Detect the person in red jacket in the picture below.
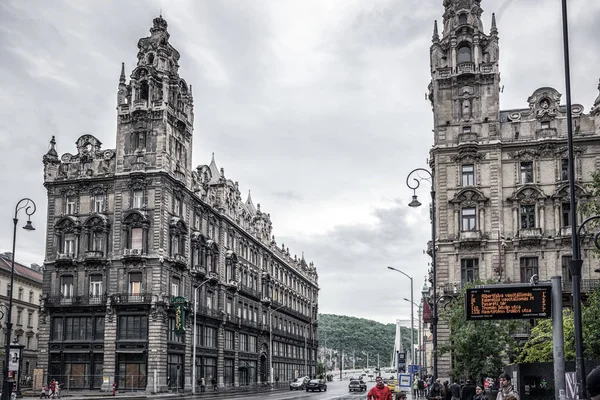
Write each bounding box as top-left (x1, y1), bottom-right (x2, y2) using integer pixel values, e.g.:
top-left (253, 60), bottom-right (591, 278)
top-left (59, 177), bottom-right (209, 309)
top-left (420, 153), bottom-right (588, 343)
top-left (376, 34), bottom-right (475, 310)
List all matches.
top-left (368, 376), bottom-right (393, 400)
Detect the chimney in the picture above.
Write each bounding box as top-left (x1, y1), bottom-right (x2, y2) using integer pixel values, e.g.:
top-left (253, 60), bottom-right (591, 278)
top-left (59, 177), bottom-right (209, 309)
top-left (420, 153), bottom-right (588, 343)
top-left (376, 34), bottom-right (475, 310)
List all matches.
top-left (30, 263), bottom-right (40, 272)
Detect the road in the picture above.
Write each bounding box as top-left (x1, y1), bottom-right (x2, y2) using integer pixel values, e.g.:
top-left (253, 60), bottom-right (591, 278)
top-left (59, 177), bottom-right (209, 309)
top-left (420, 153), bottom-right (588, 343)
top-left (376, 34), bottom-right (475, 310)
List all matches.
top-left (178, 380), bottom-right (377, 399)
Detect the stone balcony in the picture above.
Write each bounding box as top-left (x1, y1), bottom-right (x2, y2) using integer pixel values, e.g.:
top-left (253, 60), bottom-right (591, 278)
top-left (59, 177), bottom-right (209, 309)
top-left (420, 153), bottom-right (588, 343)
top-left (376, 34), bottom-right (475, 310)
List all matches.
top-left (460, 230), bottom-right (481, 241)
top-left (84, 250), bottom-right (105, 262)
top-left (457, 62), bottom-right (475, 75)
top-left (519, 227), bottom-right (543, 238)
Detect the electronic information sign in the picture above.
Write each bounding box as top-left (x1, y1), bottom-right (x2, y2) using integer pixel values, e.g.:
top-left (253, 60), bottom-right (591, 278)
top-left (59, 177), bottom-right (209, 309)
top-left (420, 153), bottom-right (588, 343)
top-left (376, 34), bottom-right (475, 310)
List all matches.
top-left (465, 284), bottom-right (551, 320)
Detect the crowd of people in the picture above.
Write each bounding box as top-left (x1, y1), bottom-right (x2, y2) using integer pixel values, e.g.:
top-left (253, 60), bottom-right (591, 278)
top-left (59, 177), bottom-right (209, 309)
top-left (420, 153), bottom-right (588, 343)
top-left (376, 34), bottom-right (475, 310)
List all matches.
top-left (39, 379), bottom-right (62, 399)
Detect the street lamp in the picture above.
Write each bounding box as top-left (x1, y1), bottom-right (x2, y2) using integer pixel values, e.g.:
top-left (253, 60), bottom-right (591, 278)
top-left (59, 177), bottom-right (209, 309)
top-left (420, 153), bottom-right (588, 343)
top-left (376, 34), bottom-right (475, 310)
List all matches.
top-left (2, 198), bottom-right (36, 400)
top-left (404, 298), bottom-right (422, 377)
top-left (191, 278), bottom-right (212, 394)
top-left (406, 168), bottom-right (437, 379)
top-left (560, 0), bottom-right (586, 396)
top-left (269, 303), bottom-right (285, 385)
top-left (387, 267), bottom-right (414, 369)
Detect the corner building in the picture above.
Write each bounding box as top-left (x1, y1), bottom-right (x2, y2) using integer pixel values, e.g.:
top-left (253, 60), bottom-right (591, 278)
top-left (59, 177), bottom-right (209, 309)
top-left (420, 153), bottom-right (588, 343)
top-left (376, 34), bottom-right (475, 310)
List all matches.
top-left (39, 17), bottom-right (319, 392)
top-left (428, 0), bottom-right (600, 380)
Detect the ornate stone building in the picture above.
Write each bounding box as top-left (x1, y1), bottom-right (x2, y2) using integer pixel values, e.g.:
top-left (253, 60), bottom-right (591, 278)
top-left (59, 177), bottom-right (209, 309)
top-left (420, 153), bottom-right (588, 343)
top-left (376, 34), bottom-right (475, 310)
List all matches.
top-left (0, 253), bottom-right (43, 381)
top-left (39, 16), bottom-right (319, 392)
top-left (427, 0), bottom-right (600, 380)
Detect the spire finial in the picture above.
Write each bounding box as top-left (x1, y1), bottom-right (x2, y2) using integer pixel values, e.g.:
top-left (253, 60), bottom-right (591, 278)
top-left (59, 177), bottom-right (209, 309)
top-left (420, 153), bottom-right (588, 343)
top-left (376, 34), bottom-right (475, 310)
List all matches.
top-left (119, 62), bottom-right (126, 83)
top-left (433, 20), bottom-right (439, 42)
top-left (490, 13), bottom-right (498, 36)
top-left (211, 152), bottom-right (215, 162)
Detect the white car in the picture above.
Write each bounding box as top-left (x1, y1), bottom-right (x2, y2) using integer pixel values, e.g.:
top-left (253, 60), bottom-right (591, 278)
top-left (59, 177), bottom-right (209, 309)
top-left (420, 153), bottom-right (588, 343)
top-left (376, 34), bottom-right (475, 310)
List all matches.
top-left (289, 376), bottom-right (309, 390)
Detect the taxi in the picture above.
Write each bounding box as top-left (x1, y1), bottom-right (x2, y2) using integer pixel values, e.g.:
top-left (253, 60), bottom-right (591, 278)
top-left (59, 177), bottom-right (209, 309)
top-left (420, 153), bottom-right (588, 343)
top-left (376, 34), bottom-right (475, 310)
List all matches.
top-left (385, 378), bottom-right (398, 393)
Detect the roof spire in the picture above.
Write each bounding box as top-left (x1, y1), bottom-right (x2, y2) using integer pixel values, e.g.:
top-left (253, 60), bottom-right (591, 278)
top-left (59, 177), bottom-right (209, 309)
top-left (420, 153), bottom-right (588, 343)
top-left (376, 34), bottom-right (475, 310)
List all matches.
top-left (490, 13), bottom-right (498, 36)
top-left (432, 20), bottom-right (439, 42)
top-left (211, 152), bottom-right (215, 162)
top-left (119, 62), bottom-right (126, 83)
top-left (591, 79), bottom-right (600, 116)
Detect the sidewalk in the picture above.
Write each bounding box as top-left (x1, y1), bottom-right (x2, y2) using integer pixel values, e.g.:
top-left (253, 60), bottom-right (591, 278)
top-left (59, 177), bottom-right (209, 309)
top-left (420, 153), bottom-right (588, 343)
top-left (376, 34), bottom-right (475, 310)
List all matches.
top-left (22, 384), bottom-right (292, 399)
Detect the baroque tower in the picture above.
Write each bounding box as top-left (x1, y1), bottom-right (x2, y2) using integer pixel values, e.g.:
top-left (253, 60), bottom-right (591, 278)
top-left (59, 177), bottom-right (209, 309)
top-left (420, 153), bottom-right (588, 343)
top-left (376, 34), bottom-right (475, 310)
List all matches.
top-left (429, 0), bottom-right (500, 143)
top-left (116, 15), bottom-right (194, 185)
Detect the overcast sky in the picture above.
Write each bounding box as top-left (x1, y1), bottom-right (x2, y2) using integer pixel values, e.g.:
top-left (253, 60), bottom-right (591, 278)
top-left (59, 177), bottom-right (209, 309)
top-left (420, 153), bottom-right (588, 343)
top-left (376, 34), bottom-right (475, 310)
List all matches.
top-left (1, 0), bottom-right (599, 324)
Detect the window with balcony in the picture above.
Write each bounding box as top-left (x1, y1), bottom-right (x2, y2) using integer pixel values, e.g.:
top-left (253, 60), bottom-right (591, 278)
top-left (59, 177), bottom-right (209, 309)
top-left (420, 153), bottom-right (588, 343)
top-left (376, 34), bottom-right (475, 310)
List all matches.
top-left (520, 161), bottom-right (533, 184)
top-left (92, 230), bottom-right (104, 253)
top-left (520, 205), bottom-right (536, 228)
top-left (462, 164), bottom-right (475, 186)
top-left (132, 190), bottom-right (144, 209)
top-left (461, 207), bottom-right (476, 231)
top-left (89, 275), bottom-right (102, 299)
top-left (66, 197), bottom-right (76, 215)
top-left (461, 259), bottom-right (479, 284)
top-left (93, 194), bottom-right (104, 213)
top-left (171, 234), bottom-right (181, 256)
top-left (63, 234), bottom-right (77, 256)
top-left (457, 45), bottom-right (472, 63)
top-left (558, 159), bottom-right (569, 183)
top-left (562, 255), bottom-right (573, 285)
top-left (61, 275), bottom-right (74, 298)
top-left (520, 257), bottom-right (539, 283)
top-left (128, 273), bottom-right (142, 295)
top-left (171, 277), bottom-right (180, 297)
top-left (130, 228), bottom-right (143, 250)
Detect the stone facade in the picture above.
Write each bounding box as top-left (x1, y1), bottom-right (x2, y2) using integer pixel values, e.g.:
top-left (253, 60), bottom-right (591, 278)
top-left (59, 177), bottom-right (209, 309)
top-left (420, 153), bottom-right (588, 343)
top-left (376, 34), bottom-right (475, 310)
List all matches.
top-left (0, 253), bottom-right (43, 383)
top-left (38, 16), bottom-right (319, 393)
top-left (428, 0), bottom-right (600, 380)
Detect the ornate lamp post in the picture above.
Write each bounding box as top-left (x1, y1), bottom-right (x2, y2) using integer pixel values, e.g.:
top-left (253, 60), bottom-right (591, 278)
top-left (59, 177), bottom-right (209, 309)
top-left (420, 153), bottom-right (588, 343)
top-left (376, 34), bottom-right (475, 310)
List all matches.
top-left (406, 168), bottom-right (437, 379)
top-left (2, 198), bottom-right (36, 400)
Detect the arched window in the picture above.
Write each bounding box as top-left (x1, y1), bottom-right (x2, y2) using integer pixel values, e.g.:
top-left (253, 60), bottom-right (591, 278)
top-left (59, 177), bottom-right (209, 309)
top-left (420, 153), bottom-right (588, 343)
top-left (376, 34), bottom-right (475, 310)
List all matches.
top-left (147, 53), bottom-right (154, 65)
top-left (459, 13), bottom-right (468, 25)
top-left (169, 217), bottom-right (188, 257)
top-left (457, 46), bottom-right (472, 63)
top-left (55, 216), bottom-right (81, 258)
top-left (139, 81), bottom-right (149, 101)
top-left (122, 210), bottom-right (150, 253)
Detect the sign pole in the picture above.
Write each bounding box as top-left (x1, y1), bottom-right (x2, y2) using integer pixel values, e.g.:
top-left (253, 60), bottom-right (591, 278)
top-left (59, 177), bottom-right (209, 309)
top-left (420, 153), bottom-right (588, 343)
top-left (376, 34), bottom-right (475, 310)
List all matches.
top-left (551, 276), bottom-right (566, 400)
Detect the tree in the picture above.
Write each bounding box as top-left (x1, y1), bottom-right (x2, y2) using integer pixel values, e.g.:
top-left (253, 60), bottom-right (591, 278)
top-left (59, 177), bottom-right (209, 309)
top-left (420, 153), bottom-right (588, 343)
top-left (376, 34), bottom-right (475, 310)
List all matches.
top-left (517, 310), bottom-right (575, 363)
top-left (316, 362), bottom-right (324, 378)
top-left (582, 287), bottom-right (600, 359)
top-left (439, 281), bottom-right (525, 384)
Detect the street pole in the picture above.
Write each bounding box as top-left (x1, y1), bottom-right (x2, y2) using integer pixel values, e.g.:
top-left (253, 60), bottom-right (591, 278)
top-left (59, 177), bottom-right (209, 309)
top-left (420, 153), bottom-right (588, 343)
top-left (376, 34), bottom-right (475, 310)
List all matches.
top-left (388, 267), bottom-right (414, 368)
top-left (2, 198), bottom-right (35, 400)
top-left (406, 168), bottom-right (436, 379)
top-left (560, 0), bottom-right (586, 396)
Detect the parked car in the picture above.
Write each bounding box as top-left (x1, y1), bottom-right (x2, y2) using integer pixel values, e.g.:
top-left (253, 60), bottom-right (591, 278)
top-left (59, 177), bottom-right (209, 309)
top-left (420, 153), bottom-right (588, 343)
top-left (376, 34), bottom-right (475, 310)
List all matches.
top-left (306, 379), bottom-right (327, 392)
top-left (349, 379), bottom-right (367, 392)
top-left (289, 376), bottom-right (310, 390)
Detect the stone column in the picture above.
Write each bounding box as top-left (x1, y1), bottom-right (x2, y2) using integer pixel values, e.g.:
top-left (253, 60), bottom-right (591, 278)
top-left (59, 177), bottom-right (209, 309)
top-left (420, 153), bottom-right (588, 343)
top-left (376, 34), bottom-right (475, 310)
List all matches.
top-left (512, 205), bottom-right (519, 237)
top-left (539, 203), bottom-right (545, 232)
top-left (101, 304), bottom-right (117, 392)
top-left (479, 205), bottom-right (485, 233)
top-left (217, 323), bottom-right (225, 387)
top-left (554, 203), bottom-right (560, 235)
top-left (234, 331), bottom-right (240, 387)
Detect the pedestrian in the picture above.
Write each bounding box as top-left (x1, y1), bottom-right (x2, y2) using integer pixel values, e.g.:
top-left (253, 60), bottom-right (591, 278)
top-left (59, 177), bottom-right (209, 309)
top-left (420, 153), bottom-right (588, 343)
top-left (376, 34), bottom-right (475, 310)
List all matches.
top-left (211, 376), bottom-right (217, 391)
top-left (413, 377), bottom-right (419, 398)
top-left (368, 376), bottom-right (393, 400)
top-left (275, 375), bottom-right (279, 387)
top-left (49, 380), bottom-right (56, 398)
top-left (587, 365), bottom-right (600, 400)
top-left (418, 377), bottom-right (426, 398)
top-left (428, 379), bottom-right (443, 400)
top-left (200, 377), bottom-right (206, 393)
top-left (395, 391), bottom-right (408, 400)
top-left (449, 380), bottom-right (461, 400)
top-left (461, 379), bottom-right (476, 400)
top-left (496, 373), bottom-right (519, 400)
top-left (39, 384), bottom-right (49, 399)
top-left (474, 385), bottom-right (489, 400)
top-left (443, 381), bottom-right (452, 400)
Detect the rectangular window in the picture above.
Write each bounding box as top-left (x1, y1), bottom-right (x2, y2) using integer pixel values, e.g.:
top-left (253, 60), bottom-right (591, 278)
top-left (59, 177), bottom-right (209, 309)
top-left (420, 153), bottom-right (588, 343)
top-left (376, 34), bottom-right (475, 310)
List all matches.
top-left (168, 318), bottom-right (184, 343)
top-left (133, 190), bottom-right (144, 209)
top-left (249, 335), bottom-right (257, 353)
top-left (239, 333), bottom-right (248, 352)
top-left (118, 315), bottom-right (148, 340)
top-left (129, 273), bottom-right (142, 295)
top-left (27, 311), bottom-right (33, 327)
top-left (562, 255), bottom-right (573, 284)
top-left (131, 228), bottom-right (143, 250)
top-left (89, 275), bottom-right (102, 301)
top-left (173, 197), bottom-right (181, 215)
top-left (562, 202), bottom-right (572, 227)
top-left (520, 204), bottom-right (536, 228)
top-left (171, 277), bottom-right (180, 297)
top-left (561, 158), bottom-right (569, 181)
top-left (226, 299), bottom-right (232, 316)
top-left (541, 121), bottom-right (550, 129)
top-left (63, 234), bottom-right (76, 256)
top-left (92, 231), bottom-right (104, 252)
top-left (461, 164), bottom-right (475, 186)
top-left (66, 197), bottom-right (76, 214)
top-left (51, 317), bottom-right (63, 341)
top-left (204, 326), bottom-right (216, 347)
top-left (17, 309), bottom-right (22, 325)
top-left (520, 257), bottom-right (539, 283)
top-left (461, 207), bottom-right (476, 231)
top-left (463, 126), bottom-right (471, 133)
top-left (461, 259), bottom-right (479, 284)
top-left (18, 287), bottom-right (23, 300)
top-left (206, 293), bottom-right (213, 310)
top-left (94, 195), bottom-right (104, 213)
top-left (520, 161), bottom-right (533, 183)
top-left (61, 276), bottom-right (74, 298)
top-left (225, 330), bottom-right (234, 350)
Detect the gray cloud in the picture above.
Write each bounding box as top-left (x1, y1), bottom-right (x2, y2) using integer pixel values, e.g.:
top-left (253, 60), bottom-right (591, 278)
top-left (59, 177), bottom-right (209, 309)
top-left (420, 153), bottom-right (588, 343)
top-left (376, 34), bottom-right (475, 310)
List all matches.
top-left (0, 0), bottom-right (598, 324)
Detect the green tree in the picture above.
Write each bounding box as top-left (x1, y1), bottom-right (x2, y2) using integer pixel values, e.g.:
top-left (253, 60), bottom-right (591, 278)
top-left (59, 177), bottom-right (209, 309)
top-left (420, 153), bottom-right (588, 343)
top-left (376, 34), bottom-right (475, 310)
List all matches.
top-left (582, 287), bottom-right (600, 359)
top-left (439, 281), bottom-right (524, 383)
top-left (316, 362), bottom-right (324, 378)
top-left (517, 310), bottom-right (575, 363)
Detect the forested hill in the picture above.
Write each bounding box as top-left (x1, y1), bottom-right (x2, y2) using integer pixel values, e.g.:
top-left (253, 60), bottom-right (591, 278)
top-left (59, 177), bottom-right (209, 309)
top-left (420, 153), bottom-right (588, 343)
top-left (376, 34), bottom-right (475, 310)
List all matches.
top-left (317, 314), bottom-right (415, 367)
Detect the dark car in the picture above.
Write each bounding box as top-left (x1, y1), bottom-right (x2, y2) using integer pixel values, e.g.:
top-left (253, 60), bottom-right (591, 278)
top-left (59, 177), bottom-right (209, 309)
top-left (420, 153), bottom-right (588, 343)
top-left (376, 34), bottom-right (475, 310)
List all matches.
top-left (349, 379), bottom-right (367, 392)
top-left (306, 379), bottom-right (327, 392)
